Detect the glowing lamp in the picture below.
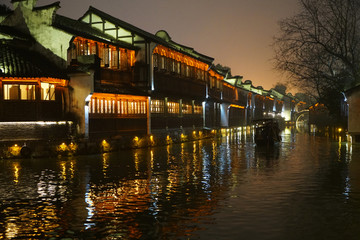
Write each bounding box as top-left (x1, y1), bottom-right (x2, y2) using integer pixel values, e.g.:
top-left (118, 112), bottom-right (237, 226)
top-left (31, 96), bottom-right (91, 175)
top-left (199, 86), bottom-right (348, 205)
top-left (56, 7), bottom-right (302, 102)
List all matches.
top-left (101, 140), bottom-right (111, 152)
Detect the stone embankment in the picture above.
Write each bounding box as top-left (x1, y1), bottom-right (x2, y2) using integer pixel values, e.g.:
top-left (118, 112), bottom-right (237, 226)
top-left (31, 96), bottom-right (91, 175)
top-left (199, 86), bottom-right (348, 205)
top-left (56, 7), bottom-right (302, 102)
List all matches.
top-left (0, 129), bottom-right (220, 159)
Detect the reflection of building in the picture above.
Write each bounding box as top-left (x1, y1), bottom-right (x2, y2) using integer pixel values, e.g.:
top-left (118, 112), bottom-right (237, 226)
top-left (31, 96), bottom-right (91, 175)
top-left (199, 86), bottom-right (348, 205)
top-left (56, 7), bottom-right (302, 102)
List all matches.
top-left (0, 0), bottom-right (301, 144)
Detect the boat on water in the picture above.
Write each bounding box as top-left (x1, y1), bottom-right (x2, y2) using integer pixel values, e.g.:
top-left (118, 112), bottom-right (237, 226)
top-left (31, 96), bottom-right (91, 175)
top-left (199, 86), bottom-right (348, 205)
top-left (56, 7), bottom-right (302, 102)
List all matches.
top-left (253, 119), bottom-right (282, 145)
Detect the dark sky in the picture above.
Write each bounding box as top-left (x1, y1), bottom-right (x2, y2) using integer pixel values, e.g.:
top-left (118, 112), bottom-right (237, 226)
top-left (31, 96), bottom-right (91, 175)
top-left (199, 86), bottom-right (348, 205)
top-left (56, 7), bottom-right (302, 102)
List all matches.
top-left (4, 0), bottom-right (300, 91)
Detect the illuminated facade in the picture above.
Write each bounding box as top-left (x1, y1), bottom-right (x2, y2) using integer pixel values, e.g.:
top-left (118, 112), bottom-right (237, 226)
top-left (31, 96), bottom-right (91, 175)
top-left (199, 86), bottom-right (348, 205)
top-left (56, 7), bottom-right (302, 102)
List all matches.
top-left (0, 0), bottom-right (299, 143)
top-left (151, 32), bottom-right (213, 132)
top-left (0, 25), bottom-right (71, 140)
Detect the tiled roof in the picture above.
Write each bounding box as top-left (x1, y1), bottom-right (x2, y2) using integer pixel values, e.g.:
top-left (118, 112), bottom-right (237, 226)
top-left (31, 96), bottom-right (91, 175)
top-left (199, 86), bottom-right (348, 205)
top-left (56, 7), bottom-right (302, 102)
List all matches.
top-left (0, 40), bottom-right (67, 79)
top-left (0, 25), bottom-right (33, 41)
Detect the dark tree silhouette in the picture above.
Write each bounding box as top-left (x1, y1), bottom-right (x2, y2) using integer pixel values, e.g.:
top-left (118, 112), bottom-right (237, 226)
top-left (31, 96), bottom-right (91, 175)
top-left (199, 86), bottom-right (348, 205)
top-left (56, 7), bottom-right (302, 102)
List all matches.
top-left (273, 0), bottom-right (360, 122)
top-left (0, 4), bottom-right (11, 14)
top-left (273, 82), bottom-right (287, 95)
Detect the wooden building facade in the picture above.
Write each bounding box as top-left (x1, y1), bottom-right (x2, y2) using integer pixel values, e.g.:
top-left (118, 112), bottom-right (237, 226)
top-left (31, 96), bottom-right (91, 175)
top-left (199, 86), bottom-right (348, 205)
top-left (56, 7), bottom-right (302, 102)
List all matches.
top-left (0, 0), bottom-right (299, 142)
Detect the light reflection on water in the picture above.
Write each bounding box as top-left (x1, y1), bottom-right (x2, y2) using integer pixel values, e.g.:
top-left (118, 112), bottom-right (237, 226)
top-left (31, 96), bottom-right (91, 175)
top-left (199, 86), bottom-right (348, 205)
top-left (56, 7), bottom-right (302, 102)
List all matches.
top-left (0, 130), bottom-right (360, 239)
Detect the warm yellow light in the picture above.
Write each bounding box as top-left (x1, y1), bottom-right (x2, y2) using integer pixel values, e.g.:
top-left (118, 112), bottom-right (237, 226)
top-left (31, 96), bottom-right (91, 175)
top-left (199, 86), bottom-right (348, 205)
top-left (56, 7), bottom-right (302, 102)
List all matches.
top-left (181, 133), bottom-right (186, 141)
top-left (149, 135), bottom-right (155, 145)
top-left (153, 45), bottom-right (209, 71)
top-left (68, 142), bottom-right (78, 152)
top-left (338, 128), bottom-right (343, 133)
top-left (57, 142), bottom-right (68, 153)
top-left (13, 163), bottom-right (19, 184)
top-left (166, 135), bottom-right (172, 145)
top-left (101, 140), bottom-right (111, 152)
top-left (230, 104), bottom-right (245, 109)
top-left (134, 136), bottom-right (139, 142)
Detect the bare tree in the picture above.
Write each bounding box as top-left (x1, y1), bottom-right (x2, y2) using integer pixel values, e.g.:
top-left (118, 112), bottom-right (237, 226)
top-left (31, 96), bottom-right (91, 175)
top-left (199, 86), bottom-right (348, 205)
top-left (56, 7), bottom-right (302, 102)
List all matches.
top-left (273, 0), bottom-right (360, 120)
top-left (273, 82), bottom-right (288, 95)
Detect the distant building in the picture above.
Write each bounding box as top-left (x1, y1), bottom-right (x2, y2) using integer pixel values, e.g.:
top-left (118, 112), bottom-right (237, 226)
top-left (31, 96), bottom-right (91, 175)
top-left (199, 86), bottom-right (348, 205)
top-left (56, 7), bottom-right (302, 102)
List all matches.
top-left (345, 84), bottom-right (360, 142)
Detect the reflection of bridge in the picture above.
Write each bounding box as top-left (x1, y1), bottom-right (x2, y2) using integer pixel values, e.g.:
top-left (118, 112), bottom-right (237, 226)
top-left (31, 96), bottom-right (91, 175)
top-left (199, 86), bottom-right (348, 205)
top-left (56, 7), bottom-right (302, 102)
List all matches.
top-left (294, 110), bottom-right (309, 129)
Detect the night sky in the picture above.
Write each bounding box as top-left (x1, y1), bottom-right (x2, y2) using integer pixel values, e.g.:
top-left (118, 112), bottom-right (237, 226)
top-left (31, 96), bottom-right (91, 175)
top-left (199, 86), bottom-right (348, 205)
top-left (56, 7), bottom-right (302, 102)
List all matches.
top-left (4, 0), bottom-right (300, 91)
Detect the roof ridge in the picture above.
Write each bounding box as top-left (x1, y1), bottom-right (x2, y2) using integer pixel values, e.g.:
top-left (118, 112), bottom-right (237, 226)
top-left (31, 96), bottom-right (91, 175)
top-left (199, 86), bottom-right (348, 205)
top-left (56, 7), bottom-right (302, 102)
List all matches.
top-left (33, 1), bottom-right (60, 11)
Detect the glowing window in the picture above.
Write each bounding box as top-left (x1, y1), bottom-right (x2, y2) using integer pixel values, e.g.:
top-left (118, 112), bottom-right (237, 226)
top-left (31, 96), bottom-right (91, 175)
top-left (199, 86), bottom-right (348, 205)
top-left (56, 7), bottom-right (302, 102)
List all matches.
top-left (171, 59), bottom-right (175, 72)
top-left (134, 101), bottom-right (138, 114)
top-left (4, 84), bottom-right (35, 100)
top-left (97, 99), bottom-right (100, 113)
top-left (141, 101), bottom-right (146, 114)
top-left (41, 83), bottom-right (55, 100)
top-left (151, 100), bottom-right (164, 113)
top-left (182, 104), bottom-right (192, 114)
top-left (176, 62), bottom-right (181, 74)
top-left (100, 99), bottom-right (104, 113)
top-left (111, 48), bottom-right (118, 69)
top-left (127, 102), bottom-right (133, 114)
top-left (211, 77), bottom-right (215, 88)
top-left (92, 99), bottom-right (96, 113)
top-left (121, 101), bottom-right (127, 115)
top-left (153, 54), bottom-right (159, 68)
top-left (160, 56), bottom-right (166, 69)
top-left (186, 66), bottom-right (190, 77)
top-left (194, 105), bottom-right (203, 114)
top-left (167, 101), bottom-right (179, 114)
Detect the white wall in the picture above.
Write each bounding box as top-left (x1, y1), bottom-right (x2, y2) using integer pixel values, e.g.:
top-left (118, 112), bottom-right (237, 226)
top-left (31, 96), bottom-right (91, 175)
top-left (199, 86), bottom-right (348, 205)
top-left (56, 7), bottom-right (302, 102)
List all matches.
top-left (348, 89), bottom-right (360, 135)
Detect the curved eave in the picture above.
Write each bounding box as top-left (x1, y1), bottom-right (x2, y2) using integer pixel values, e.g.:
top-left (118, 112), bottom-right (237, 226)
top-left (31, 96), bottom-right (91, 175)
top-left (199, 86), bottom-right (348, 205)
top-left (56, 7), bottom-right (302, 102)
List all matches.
top-left (32, 1), bottom-right (60, 11)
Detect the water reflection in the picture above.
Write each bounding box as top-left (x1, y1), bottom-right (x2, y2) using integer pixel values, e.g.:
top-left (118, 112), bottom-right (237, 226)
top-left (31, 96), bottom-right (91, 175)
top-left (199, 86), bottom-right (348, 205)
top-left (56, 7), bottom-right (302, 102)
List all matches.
top-left (1, 131), bottom-right (360, 239)
top-left (101, 153), bottom-right (108, 178)
top-left (12, 162), bottom-right (19, 184)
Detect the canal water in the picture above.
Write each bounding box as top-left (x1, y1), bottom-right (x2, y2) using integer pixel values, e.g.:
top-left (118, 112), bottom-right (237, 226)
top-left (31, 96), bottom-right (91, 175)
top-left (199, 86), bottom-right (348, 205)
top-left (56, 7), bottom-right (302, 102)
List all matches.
top-left (1, 130), bottom-right (360, 239)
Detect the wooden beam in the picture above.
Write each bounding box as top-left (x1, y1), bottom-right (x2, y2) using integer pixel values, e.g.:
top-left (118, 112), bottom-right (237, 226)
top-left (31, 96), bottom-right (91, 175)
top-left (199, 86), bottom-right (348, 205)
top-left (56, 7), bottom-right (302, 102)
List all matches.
top-left (117, 36), bottom-right (133, 39)
top-left (104, 28), bottom-right (118, 31)
top-left (90, 21), bottom-right (103, 25)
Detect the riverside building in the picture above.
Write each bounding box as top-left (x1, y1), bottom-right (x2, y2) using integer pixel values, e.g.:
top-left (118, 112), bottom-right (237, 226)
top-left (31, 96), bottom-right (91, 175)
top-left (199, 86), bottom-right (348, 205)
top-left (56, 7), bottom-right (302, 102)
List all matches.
top-left (0, 0), bottom-right (298, 155)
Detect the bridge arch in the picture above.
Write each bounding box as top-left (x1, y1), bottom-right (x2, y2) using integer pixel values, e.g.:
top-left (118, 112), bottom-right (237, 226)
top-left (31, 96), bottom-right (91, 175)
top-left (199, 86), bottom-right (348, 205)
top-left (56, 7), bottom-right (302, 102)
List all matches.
top-left (295, 109), bottom-right (309, 128)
